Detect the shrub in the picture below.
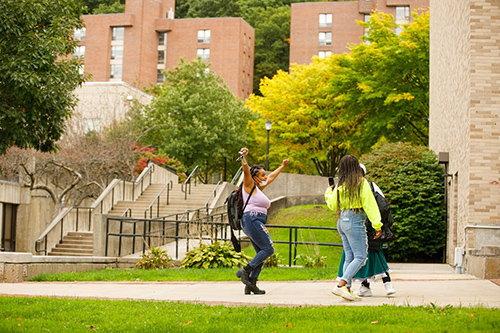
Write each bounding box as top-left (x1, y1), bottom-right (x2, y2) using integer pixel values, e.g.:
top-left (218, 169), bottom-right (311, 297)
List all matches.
top-left (264, 253), bottom-right (282, 268)
top-left (295, 253), bottom-right (327, 267)
top-left (135, 246), bottom-right (174, 269)
top-left (361, 142), bottom-right (446, 262)
top-left (180, 242), bottom-right (252, 269)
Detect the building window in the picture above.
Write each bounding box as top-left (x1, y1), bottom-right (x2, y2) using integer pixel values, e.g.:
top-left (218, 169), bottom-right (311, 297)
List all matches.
top-left (318, 51), bottom-right (331, 59)
top-left (395, 6), bottom-right (410, 35)
top-left (73, 45), bottom-right (85, 59)
top-left (74, 28), bottom-right (86, 41)
top-left (319, 14), bottom-right (332, 28)
top-left (364, 14), bottom-right (371, 43)
top-left (111, 45), bottom-right (123, 60)
top-left (157, 69), bottom-right (165, 83)
top-left (197, 48), bottom-right (210, 62)
top-left (158, 32), bottom-right (167, 46)
top-left (157, 50), bottom-right (165, 64)
top-left (319, 32), bottom-right (332, 46)
top-left (112, 27), bottom-right (124, 41)
top-left (197, 30), bottom-right (210, 44)
top-left (110, 64), bottom-right (122, 80)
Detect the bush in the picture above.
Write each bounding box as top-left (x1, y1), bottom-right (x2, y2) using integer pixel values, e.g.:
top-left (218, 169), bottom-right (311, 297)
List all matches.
top-left (264, 253), bottom-right (282, 268)
top-left (361, 142), bottom-right (446, 262)
top-left (295, 253), bottom-right (327, 267)
top-left (135, 246), bottom-right (174, 269)
top-left (180, 242), bottom-right (252, 269)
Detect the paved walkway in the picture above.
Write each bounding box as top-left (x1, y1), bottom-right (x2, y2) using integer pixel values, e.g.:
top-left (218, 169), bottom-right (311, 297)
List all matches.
top-left (1, 264), bottom-right (499, 308)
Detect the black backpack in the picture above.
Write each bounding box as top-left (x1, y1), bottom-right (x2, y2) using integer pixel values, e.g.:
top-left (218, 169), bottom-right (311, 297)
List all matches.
top-left (225, 184), bottom-right (255, 251)
top-left (366, 182), bottom-right (395, 251)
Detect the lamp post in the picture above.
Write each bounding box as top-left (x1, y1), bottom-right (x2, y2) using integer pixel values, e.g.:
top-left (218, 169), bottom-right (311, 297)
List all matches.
top-left (265, 120), bottom-right (272, 171)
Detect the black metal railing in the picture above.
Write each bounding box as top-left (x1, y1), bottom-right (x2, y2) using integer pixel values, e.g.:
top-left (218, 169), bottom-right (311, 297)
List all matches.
top-left (144, 180), bottom-right (173, 219)
top-left (104, 214), bottom-right (340, 266)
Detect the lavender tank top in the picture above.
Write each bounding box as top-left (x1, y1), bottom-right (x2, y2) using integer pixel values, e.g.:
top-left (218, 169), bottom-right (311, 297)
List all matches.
top-left (242, 186), bottom-right (271, 214)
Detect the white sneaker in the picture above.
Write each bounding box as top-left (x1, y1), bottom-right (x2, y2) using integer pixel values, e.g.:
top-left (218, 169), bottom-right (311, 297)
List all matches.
top-left (331, 286), bottom-right (355, 301)
top-left (355, 285), bottom-right (373, 297)
top-left (384, 282), bottom-right (396, 295)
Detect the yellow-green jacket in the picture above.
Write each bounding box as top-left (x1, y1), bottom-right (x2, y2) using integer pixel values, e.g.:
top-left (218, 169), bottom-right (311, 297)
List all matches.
top-left (324, 179), bottom-right (382, 231)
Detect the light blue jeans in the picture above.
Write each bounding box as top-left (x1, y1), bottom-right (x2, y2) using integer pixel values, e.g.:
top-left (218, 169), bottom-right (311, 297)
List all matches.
top-left (241, 212), bottom-right (274, 278)
top-left (337, 209), bottom-right (368, 288)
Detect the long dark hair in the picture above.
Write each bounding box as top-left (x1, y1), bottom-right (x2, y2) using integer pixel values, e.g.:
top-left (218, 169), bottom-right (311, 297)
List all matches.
top-left (336, 155), bottom-right (363, 210)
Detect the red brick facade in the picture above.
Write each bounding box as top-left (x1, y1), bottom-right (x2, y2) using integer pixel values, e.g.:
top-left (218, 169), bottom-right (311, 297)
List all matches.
top-left (79, 0), bottom-right (254, 99)
top-left (290, 0), bottom-right (429, 65)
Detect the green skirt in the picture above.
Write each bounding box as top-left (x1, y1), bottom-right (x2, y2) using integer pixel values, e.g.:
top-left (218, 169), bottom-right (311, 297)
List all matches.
top-left (338, 247), bottom-right (390, 281)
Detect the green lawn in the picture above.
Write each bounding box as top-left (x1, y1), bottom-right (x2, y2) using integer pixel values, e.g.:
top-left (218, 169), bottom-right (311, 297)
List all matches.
top-left (1, 297), bottom-right (499, 332)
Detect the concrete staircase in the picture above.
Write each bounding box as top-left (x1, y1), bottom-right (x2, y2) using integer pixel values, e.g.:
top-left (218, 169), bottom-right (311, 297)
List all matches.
top-left (48, 182), bottom-right (217, 256)
top-left (108, 183), bottom-right (217, 219)
top-left (48, 231), bottom-right (94, 256)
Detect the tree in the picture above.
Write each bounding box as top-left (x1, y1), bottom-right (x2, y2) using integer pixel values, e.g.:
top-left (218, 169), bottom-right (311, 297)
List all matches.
top-left (0, 0), bottom-right (88, 155)
top-left (82, 0), bottom-right (123, 14)
top-left (0, 127), bottom-right (139, 218)
top-left (93, 1), bottom-right (125, 14)
top-left (246, 57), bottom-right (356, 176)
top-left (137, 58), bottom-right (255, 181)
top-left (331, 11), bottom-right (430, 152)
top-left (361, 142), bottom-right (446, 262)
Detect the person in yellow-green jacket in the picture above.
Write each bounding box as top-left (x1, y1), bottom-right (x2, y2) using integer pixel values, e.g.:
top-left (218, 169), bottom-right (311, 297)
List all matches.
top-left (325, 155), bottom-right (382, 301)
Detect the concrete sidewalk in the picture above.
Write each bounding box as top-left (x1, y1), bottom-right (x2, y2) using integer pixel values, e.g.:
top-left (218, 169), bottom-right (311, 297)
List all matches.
top-left (1, 264), bottom-right (499, 308)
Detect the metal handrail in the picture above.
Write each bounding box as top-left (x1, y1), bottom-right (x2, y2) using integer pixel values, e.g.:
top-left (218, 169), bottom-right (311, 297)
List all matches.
top-left (120, 208), bottom-right (132, 217)
top-left (34, 163), bottom-right (157, 256)
top-left (231, 166), bottom-right (243, 185)
top-left (144, 180), bottom-right (173, 219)
top-left (181, 165), bottom-right (199, 200)
top-left (203, 181), bottom-right (221, 208)
top-left (34, 206), bottom-right (75, 255)
top-left (133, 163), bottom-right (155, 198)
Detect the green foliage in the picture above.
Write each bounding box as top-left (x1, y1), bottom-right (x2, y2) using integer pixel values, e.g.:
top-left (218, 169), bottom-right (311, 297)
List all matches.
top-left (83, 0), bottom-right (124, 14)
top-left (137, 58), bottom-right (255, 180)
top-left (246, 10), bottom-right (430, 172)
top-left (0, 0), bottom-right (88, 155)
top-left (296, 253), bottom-right (327, 267)
top-left (93, 1), bottom-right (125, 14)
top-left (263, 252), bottom-right (282, 268)
top-left (180, 242), bottom-right (252, 269)
top-left (332, 10), bottom-right (430, 152)
top-left (246, 59), bottom-right (352, 175)
top-left (135, 246), bottom-right (174, 270)
top-left (361, 142), bottom-right (446, 262)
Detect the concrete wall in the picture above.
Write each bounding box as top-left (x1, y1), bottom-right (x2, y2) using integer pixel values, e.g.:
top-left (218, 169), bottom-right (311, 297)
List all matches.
top-left (0, 252), bottom-right (136, 283)
top-left (71, 82), bottom-right (152, 134)
top-left (429, 0), bottom-right (500, 279)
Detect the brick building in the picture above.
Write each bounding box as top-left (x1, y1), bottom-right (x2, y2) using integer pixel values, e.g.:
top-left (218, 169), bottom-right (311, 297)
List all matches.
top-left (290, 0), bottom-right (429, 65)
top-left (77, 0), bottom-right (254, 99)
top-left (429, 0), bottom-right (500, 279)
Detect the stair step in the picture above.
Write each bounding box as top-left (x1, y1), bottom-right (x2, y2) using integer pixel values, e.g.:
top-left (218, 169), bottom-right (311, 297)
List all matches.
top-left (48, 252), bottom-right (93, 256)
top-left (50, 248), bottom-right (93, 254)
top-left (55, 244), bottom-right (94, 249)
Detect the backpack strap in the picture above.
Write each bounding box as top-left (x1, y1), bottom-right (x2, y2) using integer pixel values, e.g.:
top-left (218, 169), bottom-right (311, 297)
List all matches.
top-left (369, 181), bottom-right (375, 192)
top-left (242, 184), bottom-right (256, 213)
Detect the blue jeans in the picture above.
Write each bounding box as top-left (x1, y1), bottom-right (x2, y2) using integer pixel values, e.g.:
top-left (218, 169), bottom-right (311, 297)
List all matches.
top-left (337, 209), bottom-right (368, 288)
top-left (241, 212), bottom-right (274, 278)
